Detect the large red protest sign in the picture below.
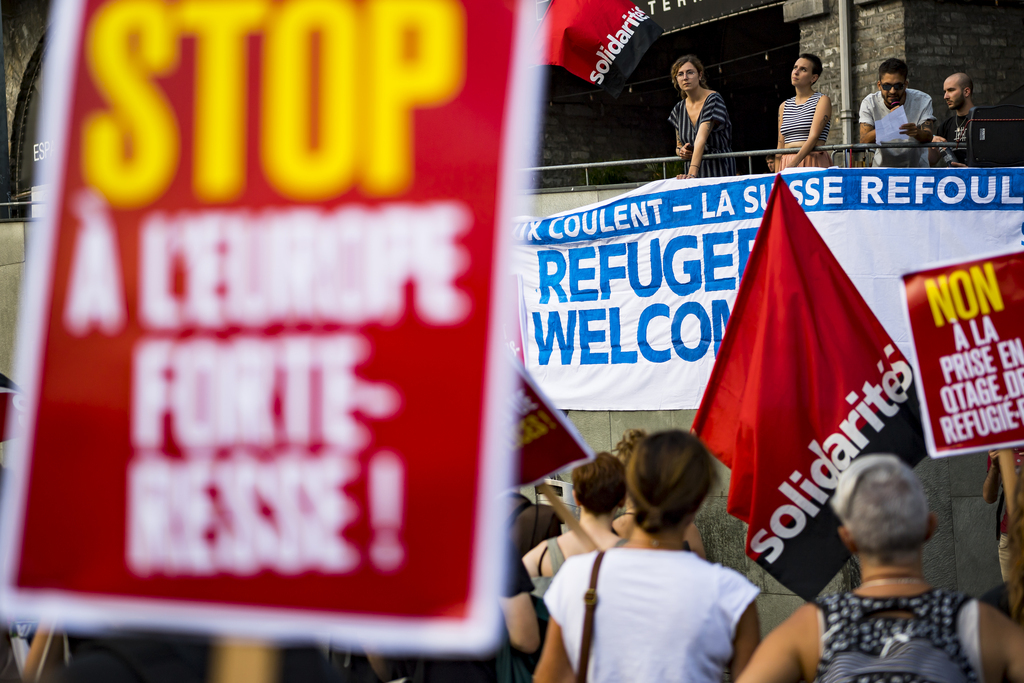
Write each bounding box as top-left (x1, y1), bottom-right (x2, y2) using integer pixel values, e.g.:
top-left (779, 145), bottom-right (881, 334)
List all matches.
top-left (0, 0), bottom-right (539, 651)
top-left (902, 250), bottom-right (1024, 457)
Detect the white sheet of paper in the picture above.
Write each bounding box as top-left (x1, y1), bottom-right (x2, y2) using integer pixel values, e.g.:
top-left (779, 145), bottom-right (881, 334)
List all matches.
top-left (874, 105), bottom-right (910, 142)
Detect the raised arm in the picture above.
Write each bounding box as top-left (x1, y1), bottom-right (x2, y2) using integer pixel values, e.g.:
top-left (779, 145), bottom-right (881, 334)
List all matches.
top-left (790, 95), bottom-right (832, 166)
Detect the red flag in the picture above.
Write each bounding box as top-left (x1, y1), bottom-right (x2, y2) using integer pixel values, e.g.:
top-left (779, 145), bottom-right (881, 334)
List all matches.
top-left (513, 362), bottom-right (594, 485)
top-left (537, 0), bottom-right (663, 98)
top-left (693, 179), bottom-right (926, 600)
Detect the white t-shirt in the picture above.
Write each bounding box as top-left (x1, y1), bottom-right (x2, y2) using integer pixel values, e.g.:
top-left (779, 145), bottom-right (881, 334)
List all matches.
top-left (544, 549), bottom-right (759, 683)
top-left (859, 88), bottom-right (936, 167)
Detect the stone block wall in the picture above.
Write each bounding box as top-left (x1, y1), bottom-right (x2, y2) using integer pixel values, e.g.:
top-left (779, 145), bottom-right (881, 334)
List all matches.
top-left (536, 95), bottom-right (676, 189)
top-left (794, 0), bottom-right (1024, 143)
top-left (794, 0), bottom-right (846, 145)
top-left (904, 0), bottom-right (1024, 127)
top-left (3, 0), bottom-right (48, 151)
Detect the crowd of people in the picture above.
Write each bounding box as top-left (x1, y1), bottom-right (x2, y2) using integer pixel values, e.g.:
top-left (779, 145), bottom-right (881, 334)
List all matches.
top-left (669, 54), bottom-right (975, 178)
top-left (513, 432), bottom-right (1024, 683)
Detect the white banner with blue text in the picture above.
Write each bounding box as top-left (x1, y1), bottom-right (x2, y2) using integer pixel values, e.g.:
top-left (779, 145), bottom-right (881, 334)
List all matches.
top-left (512, 168), bottom-right (1024, 411)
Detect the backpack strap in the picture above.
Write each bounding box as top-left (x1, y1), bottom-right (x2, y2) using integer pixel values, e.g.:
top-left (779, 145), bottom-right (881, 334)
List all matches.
top-left (577, 551), bottom-right (606, 683)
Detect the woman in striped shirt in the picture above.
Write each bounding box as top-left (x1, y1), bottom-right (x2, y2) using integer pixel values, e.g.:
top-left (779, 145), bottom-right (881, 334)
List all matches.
top-left (775, 53), bottom-right (832, 170)
top-left (669, 55), bottom-right (736, 179)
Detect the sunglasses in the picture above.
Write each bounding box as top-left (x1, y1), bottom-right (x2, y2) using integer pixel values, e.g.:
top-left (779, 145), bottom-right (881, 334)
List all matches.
top-left (880, 82), bottom-right (906, 92)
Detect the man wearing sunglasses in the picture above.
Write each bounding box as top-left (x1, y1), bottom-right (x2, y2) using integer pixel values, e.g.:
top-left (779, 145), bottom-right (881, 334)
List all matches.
top-left (858, 58), bottom-right (936, 167)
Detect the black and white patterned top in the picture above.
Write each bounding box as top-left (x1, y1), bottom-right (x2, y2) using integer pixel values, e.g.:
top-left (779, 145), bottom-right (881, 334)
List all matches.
top-left (781, 91), bottom-right (831, 143)
top-left (814, 589), bottom-right (978, 683)
top-left (668, 92), bottom-right (736, 178)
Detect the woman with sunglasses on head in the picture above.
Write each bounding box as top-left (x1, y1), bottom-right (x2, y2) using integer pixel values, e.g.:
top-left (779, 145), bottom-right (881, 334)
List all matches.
top-left (669, 55), bottom-right (736, 180)
top-left (774, 54), bottom-right (832, 171)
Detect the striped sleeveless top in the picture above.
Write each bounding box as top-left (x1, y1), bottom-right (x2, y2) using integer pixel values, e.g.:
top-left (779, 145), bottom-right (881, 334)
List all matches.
top-left (780, 91), bottom-right (830, 143)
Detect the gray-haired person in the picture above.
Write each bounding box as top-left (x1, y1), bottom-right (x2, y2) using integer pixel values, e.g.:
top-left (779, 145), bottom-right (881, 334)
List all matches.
top-left (737, 454), bottom-right (1024, 683)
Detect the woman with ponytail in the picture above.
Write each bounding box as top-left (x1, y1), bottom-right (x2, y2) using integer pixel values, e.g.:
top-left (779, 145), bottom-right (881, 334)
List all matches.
top-left (612, 428), bottom-right (706, 559)
top-left (534, 431), bottom-right (761, 683)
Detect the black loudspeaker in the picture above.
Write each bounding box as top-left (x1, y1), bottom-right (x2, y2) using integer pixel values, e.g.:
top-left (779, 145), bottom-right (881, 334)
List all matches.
top-left (967, 105), bottom-right (1024, 167)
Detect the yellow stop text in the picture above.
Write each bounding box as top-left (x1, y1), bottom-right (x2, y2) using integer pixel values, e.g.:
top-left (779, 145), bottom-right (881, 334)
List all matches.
top-left (82, 0), bottom-right (466, 208)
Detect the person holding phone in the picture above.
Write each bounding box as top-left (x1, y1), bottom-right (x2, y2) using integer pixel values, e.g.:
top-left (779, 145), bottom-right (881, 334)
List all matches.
top-left (669, 55), bottom-right (736, 180)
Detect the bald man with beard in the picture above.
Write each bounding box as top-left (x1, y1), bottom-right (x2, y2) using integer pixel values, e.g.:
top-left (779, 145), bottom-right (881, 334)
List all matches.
top-left (931, 72), bottom-right (974, 166)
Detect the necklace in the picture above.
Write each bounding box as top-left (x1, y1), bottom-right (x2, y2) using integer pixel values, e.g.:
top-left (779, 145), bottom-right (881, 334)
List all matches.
top-left (954, 113), bottom-right (968, 142)
top-left (859, 577), bottom-right (928, 588)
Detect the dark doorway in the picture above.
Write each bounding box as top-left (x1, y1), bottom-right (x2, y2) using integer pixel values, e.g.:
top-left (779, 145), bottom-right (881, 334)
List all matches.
top-left (536, 6), bottom-right (800, 188)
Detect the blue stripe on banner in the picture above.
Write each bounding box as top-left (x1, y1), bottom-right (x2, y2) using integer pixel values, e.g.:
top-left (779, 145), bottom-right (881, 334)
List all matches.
top-left (514, 169), bottom-right (1024, 246)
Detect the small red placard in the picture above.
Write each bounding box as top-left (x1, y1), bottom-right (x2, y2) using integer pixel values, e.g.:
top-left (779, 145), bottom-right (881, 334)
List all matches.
top-left (902, 249), bottom-right (1024, 457)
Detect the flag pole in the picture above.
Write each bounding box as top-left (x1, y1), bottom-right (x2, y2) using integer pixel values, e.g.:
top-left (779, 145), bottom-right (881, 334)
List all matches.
top-left (208, 640), bottom-right (280, 683)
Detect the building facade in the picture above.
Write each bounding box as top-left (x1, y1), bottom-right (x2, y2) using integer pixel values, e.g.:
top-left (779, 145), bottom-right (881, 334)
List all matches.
top-left (537, 0), bottom-right (1024, 187)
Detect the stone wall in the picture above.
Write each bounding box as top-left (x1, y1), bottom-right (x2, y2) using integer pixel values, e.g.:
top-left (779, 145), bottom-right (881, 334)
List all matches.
top-left (536, 93), bottom-right (676, 190)
top-left (792, 0), bottom-right (1024, 143)
top-left (904, 0), bottom-right (1024, 127)
top-left (794, 0), bottom-right (845, 145)
top-left (3, 0), bottom-right (48, 151)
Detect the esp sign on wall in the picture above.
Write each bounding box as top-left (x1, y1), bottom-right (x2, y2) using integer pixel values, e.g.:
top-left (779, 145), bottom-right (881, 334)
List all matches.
top-left (0, 0), bottom-right (539, 650)
top-left (902, 250), bottom-right (1024, 457)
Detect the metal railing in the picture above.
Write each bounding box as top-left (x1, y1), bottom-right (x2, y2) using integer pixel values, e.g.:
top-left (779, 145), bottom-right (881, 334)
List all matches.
top-left (524, 142), bottom-right (961, 186)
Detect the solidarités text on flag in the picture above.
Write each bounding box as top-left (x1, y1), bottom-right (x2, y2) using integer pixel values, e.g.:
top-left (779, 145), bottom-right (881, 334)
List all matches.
top-left (537, 0), bottom-right (663, 98)
top-left (692, 178), bottom-right (927, 601)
